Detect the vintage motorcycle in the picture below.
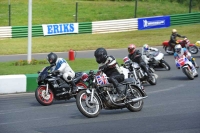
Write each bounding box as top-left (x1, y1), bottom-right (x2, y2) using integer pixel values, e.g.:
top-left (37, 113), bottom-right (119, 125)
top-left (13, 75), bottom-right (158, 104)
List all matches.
top-left (35, 65), bottom-right (87, 106)
top-left (144, 50), bottom-right (171, 70)
top-left (176, 55), bottom-right (198, 80)
top-left (76, 70), bottom-right (147, 118)
top-left (162, 38), bottom-right (199, 55)
top-left (122, 56), bottom-right (157, 85)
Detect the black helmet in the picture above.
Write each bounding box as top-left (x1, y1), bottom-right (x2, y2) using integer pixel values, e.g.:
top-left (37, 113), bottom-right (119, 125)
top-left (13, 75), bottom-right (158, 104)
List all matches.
top-left (94, 48), bottom-right (107, 64)
top-left (47, 52), bottom-right (57, 65)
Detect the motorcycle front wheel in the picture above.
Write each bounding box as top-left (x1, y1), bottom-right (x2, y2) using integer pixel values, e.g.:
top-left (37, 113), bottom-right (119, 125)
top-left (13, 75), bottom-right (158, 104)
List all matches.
top-left (126, 86), bottom-right (144, 112)
top-left (76, 90), bottom-right (101, 118)
top-left (35, 86), bottom-right (54, 106)
top-left (182, 67), bottom-right (194, 80)
top-left (148, 74), bottom-right (157, 85)
top-left (188, 46), bottom-right (198, 54)
top-left (160, 60), bottom-right (171, 70)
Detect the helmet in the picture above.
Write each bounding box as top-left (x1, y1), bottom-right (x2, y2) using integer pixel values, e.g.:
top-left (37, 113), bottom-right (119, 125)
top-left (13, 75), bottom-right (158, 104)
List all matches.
top-left (128, 44), bottom-right (136, 54)
top-left (94, 48), bottom-right (107, 64)
top-left (195, 41), bottom-right (200, 47)
top-left (172, 29), bottom-right (177, 34)
top-left (47, 52), bottom-right (57, 65)
top-left (81, 73), bottom-right (89, 81)
top-left (175, 44), bottom-right (182, 53)
top-left (143, 44), bottom-right (149, 51)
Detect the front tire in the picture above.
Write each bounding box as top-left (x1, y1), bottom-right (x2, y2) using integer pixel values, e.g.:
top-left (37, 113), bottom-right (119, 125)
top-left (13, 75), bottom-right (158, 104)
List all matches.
top-left (35, 86), bottom-right (54, 106)
top-left (182, 67), bottom-right (194, 80)
top-left (127, 86), bottom-right (144, 112)
top-left (148, 74), bottom-right (157, 85)
top-left (188, 46), bottom-right (198, 54)
top-left (76, 90), bottom-right (101, 118)
top-left (160, 60), bottom-right (171, 70)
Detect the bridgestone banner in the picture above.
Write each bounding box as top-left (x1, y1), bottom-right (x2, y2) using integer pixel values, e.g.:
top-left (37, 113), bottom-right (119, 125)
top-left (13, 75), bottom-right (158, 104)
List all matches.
top-left (42, 23), bottom-right (79, 36)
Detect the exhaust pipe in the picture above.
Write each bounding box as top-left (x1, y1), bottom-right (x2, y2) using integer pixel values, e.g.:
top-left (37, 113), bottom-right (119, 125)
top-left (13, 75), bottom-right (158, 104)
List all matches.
top-left (130, 96), bottom-right (147, 103)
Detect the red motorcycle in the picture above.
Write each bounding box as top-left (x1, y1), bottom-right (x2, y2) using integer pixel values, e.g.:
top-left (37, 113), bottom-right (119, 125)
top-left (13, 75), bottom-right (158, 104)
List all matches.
top-left (162, 38), bottom-right (199, 55)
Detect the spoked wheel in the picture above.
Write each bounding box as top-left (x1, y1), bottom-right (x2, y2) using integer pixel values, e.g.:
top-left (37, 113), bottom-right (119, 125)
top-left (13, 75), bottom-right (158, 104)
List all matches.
top-left (76, 90), bottom-right (101, 118)
top-left (160, 60), bottom-right (171, 70)
top-left (148, 74), bottom-right (157, 85)
top-left (188, 46), bottom-right (198, 54)
top-left (74, 81), bottom-right (87, 99)
top-left (35, 86), bottom-right (54, 106)
top-left (126, 86), bottom-right (144, 112)
top-left (165, 46), bottom-right (174, 55)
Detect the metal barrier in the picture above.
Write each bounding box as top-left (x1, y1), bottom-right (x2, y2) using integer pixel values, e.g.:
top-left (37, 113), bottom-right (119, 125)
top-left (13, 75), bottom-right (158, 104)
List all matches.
top-left (170, 12), bottom-right (200, 26)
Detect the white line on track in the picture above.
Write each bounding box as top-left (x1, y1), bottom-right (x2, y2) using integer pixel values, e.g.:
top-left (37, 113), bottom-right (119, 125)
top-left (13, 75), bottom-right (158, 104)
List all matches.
top-left (148, 84), bottom-right (185, 94)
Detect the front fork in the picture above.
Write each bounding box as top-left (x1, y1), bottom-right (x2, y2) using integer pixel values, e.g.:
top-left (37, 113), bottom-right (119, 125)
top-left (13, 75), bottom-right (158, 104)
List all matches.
top-left (45, 84), bottom-right (49, 95)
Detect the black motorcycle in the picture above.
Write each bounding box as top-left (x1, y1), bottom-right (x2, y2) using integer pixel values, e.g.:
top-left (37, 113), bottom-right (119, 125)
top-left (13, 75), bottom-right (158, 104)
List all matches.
top-left (76, 70), bottom-right (147, 118)
top-left (122, 57), bottom-right (157, 85)
top-left (35, 65), bottom-right (87, 106)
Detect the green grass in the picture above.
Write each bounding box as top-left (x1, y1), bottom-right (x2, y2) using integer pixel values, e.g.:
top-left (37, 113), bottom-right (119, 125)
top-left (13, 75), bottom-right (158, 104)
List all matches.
top-left (0, 58), bottom-right (124, 75)
top-left (0, 0), bottom-right (199, 26)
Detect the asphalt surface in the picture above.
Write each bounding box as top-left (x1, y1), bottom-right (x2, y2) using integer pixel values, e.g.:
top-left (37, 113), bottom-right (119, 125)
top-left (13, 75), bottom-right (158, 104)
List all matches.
top-left (0, 47), bottom-right (200, 133)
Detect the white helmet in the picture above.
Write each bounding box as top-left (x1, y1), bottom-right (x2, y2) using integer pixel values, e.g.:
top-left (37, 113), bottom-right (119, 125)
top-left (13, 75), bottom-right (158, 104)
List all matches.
top-left (143, 44), bottom-right (149, 51)
top-left (172, 29), bottom-right (177, 33)
top-left (175, 44), bottom-right (182, 53)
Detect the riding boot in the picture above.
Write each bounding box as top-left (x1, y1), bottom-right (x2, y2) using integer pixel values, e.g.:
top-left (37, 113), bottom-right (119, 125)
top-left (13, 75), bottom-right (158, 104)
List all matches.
top-left (70, 81), bottom-right (78, 94)
top-left (115, 84), bottom-right (126, 102)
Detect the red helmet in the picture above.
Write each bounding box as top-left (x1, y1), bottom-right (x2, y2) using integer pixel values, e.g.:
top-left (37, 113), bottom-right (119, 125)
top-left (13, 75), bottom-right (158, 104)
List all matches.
top-left (81, 73), bottom-right (89, 81)
top-left (128, 44), bottom-right (136, 54)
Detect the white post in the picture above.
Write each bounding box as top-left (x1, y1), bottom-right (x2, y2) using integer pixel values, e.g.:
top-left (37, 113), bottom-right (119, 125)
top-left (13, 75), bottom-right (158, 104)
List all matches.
top-left (27, 0), bottom-right (32, 64)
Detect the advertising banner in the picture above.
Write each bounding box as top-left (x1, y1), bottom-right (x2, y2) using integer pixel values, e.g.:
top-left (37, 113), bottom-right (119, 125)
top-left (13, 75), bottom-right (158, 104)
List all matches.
top-left (138, 16), bottom-right (170, 30)
top-left (42, 23), bottom-right (78, 36)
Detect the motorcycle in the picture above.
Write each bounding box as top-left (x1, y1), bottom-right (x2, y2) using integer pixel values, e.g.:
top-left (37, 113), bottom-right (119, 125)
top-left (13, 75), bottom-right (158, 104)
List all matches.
top-left (176, 55), bottom-right (198, 80)
top-left (76, 70), bottom-right (147, 118)
top-left (143, 50), bottom-right (171, 70)
top-left (35, 65), bottom-right (87, 106)
top-left (195, 41), bottom-right (200, 51)
top-left (162, 38), bottom-right (199, 55)
top-left (122, 56), bottom-right (157, 85)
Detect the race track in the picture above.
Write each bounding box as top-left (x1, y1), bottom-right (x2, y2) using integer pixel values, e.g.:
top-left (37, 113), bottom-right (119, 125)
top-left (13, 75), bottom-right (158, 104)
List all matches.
top-left (0, 47), bottom-right (200, 133)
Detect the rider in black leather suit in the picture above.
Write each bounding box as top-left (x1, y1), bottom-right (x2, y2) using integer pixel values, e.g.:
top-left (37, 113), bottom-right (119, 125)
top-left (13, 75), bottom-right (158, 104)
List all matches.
top-left (94, 47), bottom-right (125, 101)
top-left (168, 29), bottom-right (185, 52)
top-left (128, 44), bottom-right (151, 78)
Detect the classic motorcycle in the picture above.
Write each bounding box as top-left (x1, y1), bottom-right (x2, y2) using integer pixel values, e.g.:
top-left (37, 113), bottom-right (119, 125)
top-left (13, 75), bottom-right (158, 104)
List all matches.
top-left (76, 70), bottom-right (147, 118)
top-left (176, 55), bottom-right (198, 80)
top-left (122, 56), bottom-right (157, 85)
top-left (162, 38), bottom-right (199, 55)
top-left (144, 50), bottom-right (171, 70)
top-left (35, 65), bottom-right (87, 106)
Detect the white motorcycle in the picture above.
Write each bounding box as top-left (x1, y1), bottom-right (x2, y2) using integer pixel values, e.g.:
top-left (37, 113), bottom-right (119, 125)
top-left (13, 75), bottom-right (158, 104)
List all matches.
top-left (142, 50), bottom-right (171, 71)
top-left (176, 55), bottom-right (198, 80)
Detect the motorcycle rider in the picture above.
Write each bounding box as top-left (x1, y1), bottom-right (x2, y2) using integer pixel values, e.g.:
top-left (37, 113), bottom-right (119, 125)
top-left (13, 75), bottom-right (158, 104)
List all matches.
top-left (128, 44), bottom-right (151, 79)
top-left (169, 29), bottom-right (186, 52)
top-left (47, 52), bottom-right (78, 94)
top-left (141, 44), bottom-right (158, 64)
top-left (174, 44), bottom-right (199, 70)
top-left (94, 48), bottom-right (125, 102)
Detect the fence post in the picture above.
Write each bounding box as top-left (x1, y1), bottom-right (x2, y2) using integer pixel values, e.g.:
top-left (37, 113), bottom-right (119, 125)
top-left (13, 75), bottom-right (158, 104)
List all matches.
top-left (134, 0), bottom-right (138, 18)
top-left (189, 0), bottom-right (192, 13)
top-left (75, 2), bottom-right (78, 22)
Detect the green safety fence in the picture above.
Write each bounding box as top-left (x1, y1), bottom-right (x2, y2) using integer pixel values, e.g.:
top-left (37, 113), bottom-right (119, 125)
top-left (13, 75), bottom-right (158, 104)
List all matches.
top-left (170, 12), bottom-right (200, 26)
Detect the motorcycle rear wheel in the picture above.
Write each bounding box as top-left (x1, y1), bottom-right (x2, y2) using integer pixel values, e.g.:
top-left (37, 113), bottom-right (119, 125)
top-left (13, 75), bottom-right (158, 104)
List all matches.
top-left (35, 86), bottom-right (54, 106)
top-left (76, 90), bottom-right (101, 118)
top-left (188, 46), bottom-right (198, 54)
top-left (127, 86), bottom-right (144, 112)
top-left (182, 67), bottom-right (194, 80)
